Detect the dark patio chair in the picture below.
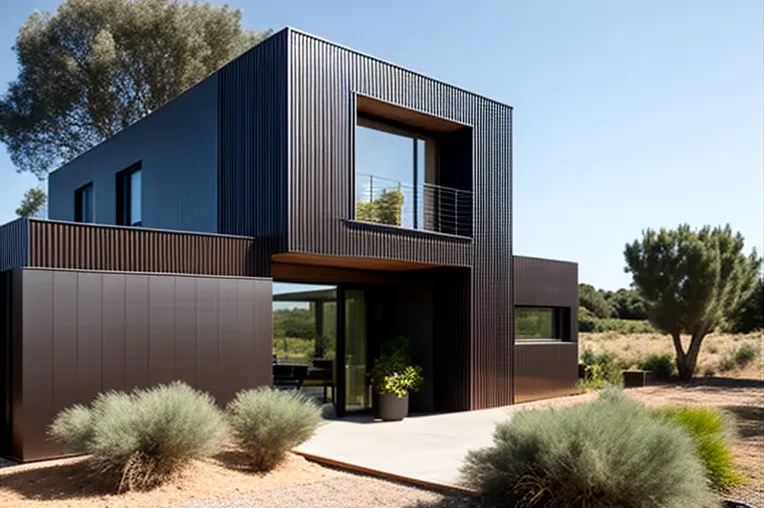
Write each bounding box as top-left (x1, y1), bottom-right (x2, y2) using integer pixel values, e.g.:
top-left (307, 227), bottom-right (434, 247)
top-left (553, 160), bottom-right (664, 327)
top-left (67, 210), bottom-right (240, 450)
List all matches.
top-left (272, 364), bottom-right (309, 391)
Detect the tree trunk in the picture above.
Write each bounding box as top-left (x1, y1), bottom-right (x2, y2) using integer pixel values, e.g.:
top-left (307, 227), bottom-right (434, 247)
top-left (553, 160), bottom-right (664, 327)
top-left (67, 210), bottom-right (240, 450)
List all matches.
top-left (672, 332), bottom-right (705, 381)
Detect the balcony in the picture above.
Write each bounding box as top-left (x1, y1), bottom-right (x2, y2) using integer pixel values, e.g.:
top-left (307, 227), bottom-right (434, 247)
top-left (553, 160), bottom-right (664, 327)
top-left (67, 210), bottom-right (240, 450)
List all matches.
top-left (354, 173), bottom-right (472, 237)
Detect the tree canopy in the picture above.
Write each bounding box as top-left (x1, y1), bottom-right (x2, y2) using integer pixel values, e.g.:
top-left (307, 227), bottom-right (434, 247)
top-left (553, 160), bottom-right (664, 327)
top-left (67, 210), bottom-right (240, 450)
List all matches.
top-left (624, 224), bottom-right (760, 379)
top-left (15, 187), bottom-right (47, 217)
top-left (578, 283), bottom-right (614, 319)
top-left (0, 0), bottom-right (270, 178)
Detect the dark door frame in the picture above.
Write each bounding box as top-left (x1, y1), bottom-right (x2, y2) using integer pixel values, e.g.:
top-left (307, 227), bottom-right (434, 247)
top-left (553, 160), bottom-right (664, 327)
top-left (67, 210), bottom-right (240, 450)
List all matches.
top-left (334, 283), bottom-right (373, 417)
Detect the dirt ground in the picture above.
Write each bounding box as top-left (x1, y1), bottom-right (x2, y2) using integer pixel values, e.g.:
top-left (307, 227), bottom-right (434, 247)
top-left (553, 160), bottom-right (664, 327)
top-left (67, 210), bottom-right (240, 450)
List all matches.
top-left (580, 331), bottom-right (764, 380)
top-left (0, 380), bottom-right (761, 508)
top-left (0, 448), bottom-right (469, 508)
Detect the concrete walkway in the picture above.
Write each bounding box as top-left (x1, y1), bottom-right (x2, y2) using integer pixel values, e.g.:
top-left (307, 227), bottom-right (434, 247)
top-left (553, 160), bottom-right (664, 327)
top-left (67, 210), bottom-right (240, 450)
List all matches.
top-left (294, 407), bottom-right (512, 488)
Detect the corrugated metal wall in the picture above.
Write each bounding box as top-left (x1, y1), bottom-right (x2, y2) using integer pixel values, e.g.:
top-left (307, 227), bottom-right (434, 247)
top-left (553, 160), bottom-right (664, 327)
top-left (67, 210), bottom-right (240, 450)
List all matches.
top-left (287, 30), bottom-right (513, 409)
top-left (218, 31), bottom-right (288, 247)
top-left (27, 220), bottom-right (260, 277)
top-left (12, 268), bottom-right (272, 462)
top-left (0, 219), bottom-right (28, 272)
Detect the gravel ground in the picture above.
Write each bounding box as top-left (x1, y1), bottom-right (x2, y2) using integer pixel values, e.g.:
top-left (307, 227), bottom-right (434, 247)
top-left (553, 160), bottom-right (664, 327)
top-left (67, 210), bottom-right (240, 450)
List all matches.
top-left (179, 475), bottom-right (480, 508)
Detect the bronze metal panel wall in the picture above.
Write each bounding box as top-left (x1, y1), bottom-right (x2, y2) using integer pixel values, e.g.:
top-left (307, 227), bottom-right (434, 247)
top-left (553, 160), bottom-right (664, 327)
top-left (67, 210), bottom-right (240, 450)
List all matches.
top-left (514, 255), bottom-right (579, 343)
top-left (27, 220), bottom-right (264, 277)
top-left (11, 268), bottom-right (272, 462)
top-left (0, 271), bottom-right (14, 454)
top-left (288, 29), bottom-right (512, 409)
top-left (514, 342), bottom-right (579, 403)
top-left (0, 219), bottom-right (28, 272)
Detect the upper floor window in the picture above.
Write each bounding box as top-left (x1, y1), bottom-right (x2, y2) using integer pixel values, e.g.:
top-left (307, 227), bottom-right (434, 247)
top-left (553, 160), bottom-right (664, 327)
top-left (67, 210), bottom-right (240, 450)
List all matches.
top-left (353, 95), bottom-right (473, 237)
top-left (74, 183), bottom-right (94, 223)
top-left (116, 162), bottom-right (142, 226)
top-left (515, 307), bottom-right (565, 341)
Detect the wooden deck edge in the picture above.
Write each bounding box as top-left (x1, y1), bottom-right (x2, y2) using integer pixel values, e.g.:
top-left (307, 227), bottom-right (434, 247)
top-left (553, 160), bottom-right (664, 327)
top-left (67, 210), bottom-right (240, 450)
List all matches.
top-left (292, 450), bottom-right (480, 498)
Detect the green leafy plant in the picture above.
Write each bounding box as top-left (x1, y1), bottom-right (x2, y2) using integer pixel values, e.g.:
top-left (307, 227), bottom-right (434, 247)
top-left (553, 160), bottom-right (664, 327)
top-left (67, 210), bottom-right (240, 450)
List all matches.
top-left (371, 337), bottom-right (424, 398)
top-left (733, 343), bottom-right (757, 368)
top-left (226, 387), bottom-right (322, 471)
top-left (578, 348), bottom-right (624, 389)
top-left (461, 387), bottom-right (714, 508)
top-left (639, 353), bottom-right (675, 380)
top-left (718, 355), bottom-right (736, 373)
top-left (49, 381), bottom-right (227, 492)
top-left (650, 407), bottom-right (744, 491)
top-left (354, 189), bottom-right (405, 226)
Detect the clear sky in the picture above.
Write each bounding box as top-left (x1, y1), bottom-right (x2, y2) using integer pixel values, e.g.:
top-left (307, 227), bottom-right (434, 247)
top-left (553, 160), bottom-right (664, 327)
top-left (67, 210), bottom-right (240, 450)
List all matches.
top-left (0, 0), bottom-right (761, 290)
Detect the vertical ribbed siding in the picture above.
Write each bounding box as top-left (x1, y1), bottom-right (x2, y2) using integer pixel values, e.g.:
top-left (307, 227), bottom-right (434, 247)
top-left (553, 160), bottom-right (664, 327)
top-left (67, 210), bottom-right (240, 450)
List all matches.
top-left (514, 255), bottom-right (579, 344)
top-left (288, 30), bottom-right (513, 409)
top-left (218, 31), bottom-right (288, 257)
top-left (27, 220), bottom-right (260, 277)
top-left (0, 219), bottom-right (29, 272)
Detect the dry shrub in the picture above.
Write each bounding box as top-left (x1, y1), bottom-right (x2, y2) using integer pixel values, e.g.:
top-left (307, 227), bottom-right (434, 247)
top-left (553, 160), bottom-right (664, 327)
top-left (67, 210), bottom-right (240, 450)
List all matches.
top-left (49, 381), bottom-right (227, 492)
top-left (226, 387), bottom-right (322, 471)
top-left (461, 387), bottom-right (715, 508)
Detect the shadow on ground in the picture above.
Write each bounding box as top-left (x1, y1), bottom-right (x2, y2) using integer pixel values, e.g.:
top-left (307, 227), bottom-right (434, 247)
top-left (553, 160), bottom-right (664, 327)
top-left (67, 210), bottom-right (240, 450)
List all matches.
top-left (0, 458), bottom-right (117, 501)
top-left (406, 498), bottom-right (486, 508)
top-left (724, 404), bottom-right (764, 440)
top-left (0, 447), bottom-right (262, 501)
top-left (683, 378), bottom-right (764, 389)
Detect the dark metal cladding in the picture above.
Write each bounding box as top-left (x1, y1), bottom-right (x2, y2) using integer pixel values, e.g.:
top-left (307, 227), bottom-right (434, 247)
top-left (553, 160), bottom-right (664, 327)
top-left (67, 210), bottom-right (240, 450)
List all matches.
top-left (26, 219), bottom-right (262, 277)
top-left (287, 30), bottom-right (513, 409)
top-left (514, 342), bottom-right (579, 403)
top-left (47, 76), bottom-right (220, 233)
top-left (10, 268), bottom-right (272, 462)
top-left (218, 31), bottom-right (289, 255)
top-left (513, 255), bottom-right (579, 403)
top-left (0, 270), bottom-right (13, 455)
top-left (514, 255), bottom-right (579, 343)
top-left (0, 219), bottom-right (29, 272)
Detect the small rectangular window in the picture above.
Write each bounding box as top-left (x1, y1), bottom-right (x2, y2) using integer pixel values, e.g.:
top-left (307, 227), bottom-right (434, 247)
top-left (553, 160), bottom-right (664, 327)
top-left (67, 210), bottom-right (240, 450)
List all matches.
top-left (74, 183), bottom-right (94, 223)
top-left (515, 307), bottom-right (563, 341)
top-left (116, 162), bottom-right (142, 226)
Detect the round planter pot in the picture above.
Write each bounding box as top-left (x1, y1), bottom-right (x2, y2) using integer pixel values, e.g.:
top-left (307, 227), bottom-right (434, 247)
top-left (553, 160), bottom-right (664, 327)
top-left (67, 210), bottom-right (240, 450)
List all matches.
top-left (377, 393), bottom-right (409, 421)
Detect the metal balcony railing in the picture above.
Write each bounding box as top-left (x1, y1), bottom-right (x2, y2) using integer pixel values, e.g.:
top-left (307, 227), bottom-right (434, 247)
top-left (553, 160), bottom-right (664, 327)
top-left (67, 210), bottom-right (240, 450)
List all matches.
top-left (355, 173), bottom-right (472, 237)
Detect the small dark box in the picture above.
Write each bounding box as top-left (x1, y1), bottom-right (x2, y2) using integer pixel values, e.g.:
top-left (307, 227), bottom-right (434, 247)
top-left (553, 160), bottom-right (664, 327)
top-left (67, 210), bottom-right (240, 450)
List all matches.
top-left (622, 370), bottom-right (654, 388)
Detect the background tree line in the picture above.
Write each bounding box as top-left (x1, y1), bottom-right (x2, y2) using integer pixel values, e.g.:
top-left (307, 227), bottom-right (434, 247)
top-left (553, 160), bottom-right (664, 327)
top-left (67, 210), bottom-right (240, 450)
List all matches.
top-left (579, 276), bottom-right (763, 335)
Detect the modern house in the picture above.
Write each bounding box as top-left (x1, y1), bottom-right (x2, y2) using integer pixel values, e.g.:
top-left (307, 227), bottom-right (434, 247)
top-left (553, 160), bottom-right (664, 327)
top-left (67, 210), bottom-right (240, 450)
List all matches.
top-left (0, 27), bottom-right (578, 462)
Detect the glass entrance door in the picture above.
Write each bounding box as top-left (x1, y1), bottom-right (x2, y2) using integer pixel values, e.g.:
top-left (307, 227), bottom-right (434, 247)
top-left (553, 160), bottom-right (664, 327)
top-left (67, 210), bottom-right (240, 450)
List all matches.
top-left (338, 288), bottom-right (369, 414)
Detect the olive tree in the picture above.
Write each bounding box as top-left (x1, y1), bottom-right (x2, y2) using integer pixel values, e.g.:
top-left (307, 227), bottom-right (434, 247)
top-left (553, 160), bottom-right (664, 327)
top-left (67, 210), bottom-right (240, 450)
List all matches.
top-left (0, 0), bottom-right (270, 179)
top-left (624, 224), bottom-right (760, 380)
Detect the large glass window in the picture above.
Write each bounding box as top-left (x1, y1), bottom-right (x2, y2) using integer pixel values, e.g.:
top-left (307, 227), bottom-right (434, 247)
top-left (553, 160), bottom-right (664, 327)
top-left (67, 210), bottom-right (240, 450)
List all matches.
top-left (515, 307), bottom-right (561, 341)
top-left (272, 283), bottom-right (338, 405)
top-left (116, 162), bottom-right (142, 226)
top-left (74, 183), bottom-right (93, 223)
top-left (354, 118), bottom-right (432, 230)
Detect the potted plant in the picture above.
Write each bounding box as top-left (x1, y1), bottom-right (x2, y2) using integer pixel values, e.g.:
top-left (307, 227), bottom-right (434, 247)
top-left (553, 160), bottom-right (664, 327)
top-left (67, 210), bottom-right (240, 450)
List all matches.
top-left (370, 337), bottom-right (423, 421)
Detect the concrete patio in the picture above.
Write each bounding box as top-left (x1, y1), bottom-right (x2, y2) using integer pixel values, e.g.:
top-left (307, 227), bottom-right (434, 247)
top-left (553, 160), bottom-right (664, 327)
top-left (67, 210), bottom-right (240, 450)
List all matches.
top-left (294, 407), bottom-right (513, 489)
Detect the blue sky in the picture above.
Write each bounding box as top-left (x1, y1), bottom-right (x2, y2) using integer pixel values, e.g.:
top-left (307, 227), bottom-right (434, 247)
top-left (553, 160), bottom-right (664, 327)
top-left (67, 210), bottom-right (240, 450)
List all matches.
top-left (0, 0), bottom-right (761, 290)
